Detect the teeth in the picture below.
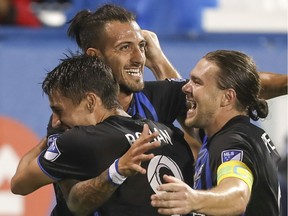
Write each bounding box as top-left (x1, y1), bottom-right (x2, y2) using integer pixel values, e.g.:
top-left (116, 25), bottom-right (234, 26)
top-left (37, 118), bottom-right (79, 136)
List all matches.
top-left (128, 72), bottom-right (140, 75)
top-left (191, 101), bottom-right (196, 109)
top-left (186, 100), bottom-right (196, 109)
top-left (124, 69), bottom-right (141, 74)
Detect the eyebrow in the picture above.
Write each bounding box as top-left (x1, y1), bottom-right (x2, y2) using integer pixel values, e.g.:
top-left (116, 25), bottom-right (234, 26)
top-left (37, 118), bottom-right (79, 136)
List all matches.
top-left (50, 105), bottom-right (60, 113)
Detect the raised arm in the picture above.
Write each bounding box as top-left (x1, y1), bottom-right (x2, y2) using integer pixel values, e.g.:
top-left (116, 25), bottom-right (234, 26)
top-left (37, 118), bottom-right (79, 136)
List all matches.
top-left (259, 71), bottom-right (287, 99)
top-left (143, 30), bottom-right (181, 80)
top-left (10, 137), bottom-right (55, 195)
top-left (63, 124), bottom-right (161, 216)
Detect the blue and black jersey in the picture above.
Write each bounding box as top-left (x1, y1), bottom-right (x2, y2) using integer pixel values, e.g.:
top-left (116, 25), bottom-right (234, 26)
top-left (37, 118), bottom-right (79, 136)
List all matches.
top-left (193, 115), bottom-right (280, 216)
top-left (44, 79), bottom-right (193, 216)
top-left (127, 79), bottom-right (187, 125)
top-left (40, 115), bottom-right (194, 216)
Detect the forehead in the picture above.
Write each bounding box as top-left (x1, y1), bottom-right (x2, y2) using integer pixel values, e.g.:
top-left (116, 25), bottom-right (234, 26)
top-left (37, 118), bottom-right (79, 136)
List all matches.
top-left (190, 58), bottom-right (219, 79)
top-left (102, 21), bottom-right (144, 45)
top-left (49, 91), bottom-right (73, 109)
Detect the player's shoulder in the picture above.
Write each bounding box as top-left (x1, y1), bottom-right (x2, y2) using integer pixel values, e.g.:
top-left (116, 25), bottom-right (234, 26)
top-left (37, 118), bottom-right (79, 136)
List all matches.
top-left (144, 78), bottom-right (187, 85)
top-left (166, 78), bottom-right (187, 83)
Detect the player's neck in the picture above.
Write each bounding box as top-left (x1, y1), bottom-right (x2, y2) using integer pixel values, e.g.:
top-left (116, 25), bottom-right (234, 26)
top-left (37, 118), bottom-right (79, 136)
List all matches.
top-left (118, 91), bottom-right (133, 112)
top-left (96, 107), bottom-right (130, 124)
top-left (205, 110), bottom-right (245, 138)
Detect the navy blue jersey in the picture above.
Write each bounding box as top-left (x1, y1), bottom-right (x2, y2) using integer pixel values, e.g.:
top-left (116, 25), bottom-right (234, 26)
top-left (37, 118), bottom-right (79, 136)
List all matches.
top-left (193, 115), bottom-right (280, 216)
top-left (127, 79), bottom-right (187, 124)
top-left (40, 115), bottom-right (194, 216)
top-left (45, 79), bottom-right (191, 215)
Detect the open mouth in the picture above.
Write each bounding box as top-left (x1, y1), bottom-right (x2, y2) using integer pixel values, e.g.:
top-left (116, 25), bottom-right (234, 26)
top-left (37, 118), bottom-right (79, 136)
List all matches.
top-left (186, 99), bottom-right (196, 110)
top-left (124, 68), bottom-right (142, 77)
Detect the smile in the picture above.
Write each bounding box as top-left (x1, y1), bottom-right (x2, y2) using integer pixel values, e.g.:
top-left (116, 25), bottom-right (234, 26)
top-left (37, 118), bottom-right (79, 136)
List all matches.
top-left (124, 68), bottom-right (142, 77)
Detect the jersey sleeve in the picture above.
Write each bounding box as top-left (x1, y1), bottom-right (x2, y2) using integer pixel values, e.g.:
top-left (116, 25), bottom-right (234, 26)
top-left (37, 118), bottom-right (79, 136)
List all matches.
top-left (209, 131), bottom-right (257, 185)
top-left (143, 79), bottom-right (187, 124)
top-left (38, 128), bottom-right (102, 180)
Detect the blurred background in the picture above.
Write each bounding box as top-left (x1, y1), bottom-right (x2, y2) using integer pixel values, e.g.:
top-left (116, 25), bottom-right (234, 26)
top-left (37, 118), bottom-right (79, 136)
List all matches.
top-left (0, 0), bottom-right (287, 215)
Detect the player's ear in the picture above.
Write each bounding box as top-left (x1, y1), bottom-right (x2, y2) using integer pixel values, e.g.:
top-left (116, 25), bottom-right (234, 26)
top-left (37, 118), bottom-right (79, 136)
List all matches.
top-left (86, 92), bottom-right (99, 112)
top-left (86, 48), bottom-right (101, 57)
top-left (221, 88), bottom-right (236, 106)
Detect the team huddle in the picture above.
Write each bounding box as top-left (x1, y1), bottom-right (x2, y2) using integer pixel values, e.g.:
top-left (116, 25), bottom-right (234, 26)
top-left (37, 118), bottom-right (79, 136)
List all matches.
top-left (11, 3), bottom-right (286, 216)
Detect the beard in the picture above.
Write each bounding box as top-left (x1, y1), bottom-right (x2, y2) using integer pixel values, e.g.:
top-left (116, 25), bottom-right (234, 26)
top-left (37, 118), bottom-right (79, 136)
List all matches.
top-left (119, 82), bottom-right (144, 94)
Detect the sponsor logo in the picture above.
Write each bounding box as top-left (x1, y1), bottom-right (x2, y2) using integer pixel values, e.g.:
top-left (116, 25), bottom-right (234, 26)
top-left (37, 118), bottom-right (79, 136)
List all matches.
top-left (147, 155), bottom-right (183, 193)
top-left (147, 155), bottom-right (183, 216)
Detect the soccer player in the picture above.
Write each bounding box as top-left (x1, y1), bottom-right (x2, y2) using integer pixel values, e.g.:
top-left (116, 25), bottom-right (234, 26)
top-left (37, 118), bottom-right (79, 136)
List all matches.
top-left (151, 50), bottom-right (281, 216)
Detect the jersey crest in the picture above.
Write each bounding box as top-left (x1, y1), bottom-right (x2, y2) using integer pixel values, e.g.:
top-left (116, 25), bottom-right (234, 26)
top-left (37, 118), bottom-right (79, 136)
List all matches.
top-left (221, 150), bottom-right (243, 163)
top-left (47, 133), bottom-right (60, 147)
top-left (44, 138), bottom-right (61, 162)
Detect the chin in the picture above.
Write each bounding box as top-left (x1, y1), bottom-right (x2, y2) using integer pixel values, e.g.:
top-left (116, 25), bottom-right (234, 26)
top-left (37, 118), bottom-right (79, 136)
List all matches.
top-left (119, 84), bottom-right (143, 94)
top-left (184, 119), bottom-right (193, 127)
top-left (129, 83), bottom-right (145, 92)
top-left (186, 117), bottom-right (201, 128)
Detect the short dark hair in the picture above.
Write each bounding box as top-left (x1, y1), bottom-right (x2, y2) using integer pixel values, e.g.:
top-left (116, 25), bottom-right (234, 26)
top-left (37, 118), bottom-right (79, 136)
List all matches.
top-left (204, 50), bottom-right (268, 120)
top-left (67, 4), bottom-right (136, 52)
top-left (42, 54), bottom-right (120, 109)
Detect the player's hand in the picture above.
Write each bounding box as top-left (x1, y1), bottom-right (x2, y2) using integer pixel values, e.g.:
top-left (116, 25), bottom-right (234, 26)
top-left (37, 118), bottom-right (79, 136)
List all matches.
top-left (142, 30), bottom-right (163, 70)
top-left (118, 124), bottom-right (160, 176)
top-left (151, 175), bottom-right (194, 215)
top-left (142, 30), bottom-right (180, 80)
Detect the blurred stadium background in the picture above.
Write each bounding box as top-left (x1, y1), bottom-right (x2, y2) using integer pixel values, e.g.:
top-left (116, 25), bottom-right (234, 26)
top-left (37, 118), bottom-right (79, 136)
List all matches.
top-left (0, 0), bottom-right (287, 215)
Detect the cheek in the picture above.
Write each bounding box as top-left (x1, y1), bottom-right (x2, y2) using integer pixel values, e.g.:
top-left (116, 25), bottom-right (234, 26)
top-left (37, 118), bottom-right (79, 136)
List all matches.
top-left (106, 54), bottom-right (124, 67)
top-left (107, 60), bottom-right (124, 78)
top-left (65, 109), bottom-right (84, 125)
top-left (62, 114), bottom-right (76, 126)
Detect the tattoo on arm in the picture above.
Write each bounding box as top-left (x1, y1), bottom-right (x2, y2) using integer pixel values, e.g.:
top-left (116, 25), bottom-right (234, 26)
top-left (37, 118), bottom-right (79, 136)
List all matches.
top-left (65, 169), bottom-right (119, 216)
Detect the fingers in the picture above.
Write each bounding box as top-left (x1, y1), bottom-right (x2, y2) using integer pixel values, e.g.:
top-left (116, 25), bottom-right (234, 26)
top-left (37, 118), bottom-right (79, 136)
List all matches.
top-left (118, 124), bottom-right (160, 176)
top-left (142, 30), bottom-right (160, 52)
top-left (154, 175), bottom-right (182, 191)
top-left (151, 183), bottom-right (191, 215)
top-left (142, 30), bottom-right (157, 41)
top-left (138, 124), bottom-right (159, 143)
top-left (129, 153), bottom-right (154, 174)
top-left (151, 175), bottom-right (186, 197)
top-left (151, 191), bottom-right (185, 215)
top-left (130, 140), bottom-right (160, 157)
top-left (130, 124), bottom-right (160, 157)
top-left (163, 175), bottom-right (182, 184)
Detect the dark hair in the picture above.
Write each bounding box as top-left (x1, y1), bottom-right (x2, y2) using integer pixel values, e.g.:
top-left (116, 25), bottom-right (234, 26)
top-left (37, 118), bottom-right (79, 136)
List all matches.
top-left (42, 54), bottom-right (120, 109)
top-left (67, 4), bottom-right (136, 52)
top-left (204, 50), bottom-right (268, 121)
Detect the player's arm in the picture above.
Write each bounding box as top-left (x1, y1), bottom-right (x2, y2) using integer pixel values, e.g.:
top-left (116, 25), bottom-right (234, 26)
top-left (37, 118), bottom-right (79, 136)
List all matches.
top-left (63, 124), bottom-right (161, 216)
top-left (143, 30), bottom-right (181, 80)
top-left (10, 137), bottom-right (55, 195)
top-left (151, 161), bottom-right (252, 215)
top-left (59, 170), bottom-right (118, 216)
top-left (259, 71), bottom-right (287, 99)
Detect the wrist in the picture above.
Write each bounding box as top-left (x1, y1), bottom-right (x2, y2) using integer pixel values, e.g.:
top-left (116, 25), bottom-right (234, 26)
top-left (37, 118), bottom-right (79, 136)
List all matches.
top-left (108, 159), bottom-right (127, 185)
